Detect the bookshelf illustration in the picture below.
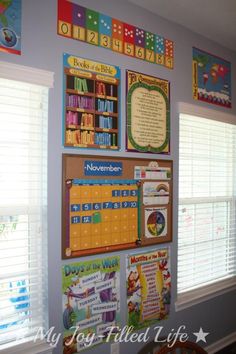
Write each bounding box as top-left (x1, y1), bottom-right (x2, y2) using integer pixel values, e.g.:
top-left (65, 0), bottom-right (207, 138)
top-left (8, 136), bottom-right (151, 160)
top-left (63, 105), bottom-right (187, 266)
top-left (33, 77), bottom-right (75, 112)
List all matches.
top-left (63, 53), bottom-right (120, 150)
top-left (62, 154), bottom-right (173, 259)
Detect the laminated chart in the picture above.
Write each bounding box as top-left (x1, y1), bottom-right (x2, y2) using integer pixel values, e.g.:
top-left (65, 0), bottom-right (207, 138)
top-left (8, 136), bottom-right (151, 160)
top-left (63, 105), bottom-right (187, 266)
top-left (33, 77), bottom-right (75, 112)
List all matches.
top-left (67, 179), bottom-right (138, 256)
top-left (62, 256), bottom-right (120, 353)
top-left (62, 155), bottom-right (173, 258)
top-left (57, 0), bottom-right (174, 69)
top-left (145, 207), bottom-right (167, 238)
top-left (126, 70), bottom-right (170, 154)
top-left (192, 47), bottom-right (231, 108)
top-left (126, 249), bottom-right (171, 330)
top-left (0, 0), bottom-right (21, 55)
top-left (143, 181), bottom-right (170, 205)
top-left (63, 53), bottom-right (120, 150)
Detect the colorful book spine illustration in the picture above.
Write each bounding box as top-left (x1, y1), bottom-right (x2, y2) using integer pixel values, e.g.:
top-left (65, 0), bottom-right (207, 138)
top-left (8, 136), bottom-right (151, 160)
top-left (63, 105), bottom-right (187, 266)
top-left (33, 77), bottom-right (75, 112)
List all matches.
top-left (74, 77), bottom-right (88, 92)
top-left (97, 99), bottom-right (114, 113)
top-left (81, 113), bottom-right (94, 127)
top-left (98, 116), bottom-right (113, 129)
top-left (66, 94), bottom-right (94, 109)
top-left (95, 132), bottom-right (116, 146)
top-left (64, 53), bottom-right (120, 149)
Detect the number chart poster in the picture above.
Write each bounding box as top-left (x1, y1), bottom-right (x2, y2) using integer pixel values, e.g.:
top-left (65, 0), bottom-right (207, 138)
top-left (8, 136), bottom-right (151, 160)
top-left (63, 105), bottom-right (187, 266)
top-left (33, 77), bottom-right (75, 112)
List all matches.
top-left (127, 70), bottom-right (170, 154)
top-left (62, 256), bottom-right (120, 353)
top-left (193, 47), bottom-right (231, 108)
top-left (126, 248), bottom-right (171, 330)
top-left (63, 53), bottom-right (120, 150)
top-left (0, 0), bottom-right (21, 55)
top-left (57, 0), bottom-right (174, 69)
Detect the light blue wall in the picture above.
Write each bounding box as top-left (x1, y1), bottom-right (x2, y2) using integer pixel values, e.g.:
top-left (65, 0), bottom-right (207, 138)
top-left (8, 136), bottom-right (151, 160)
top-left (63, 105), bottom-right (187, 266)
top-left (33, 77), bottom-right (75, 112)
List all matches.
top-left (1, 0), bottom-right (236, 353)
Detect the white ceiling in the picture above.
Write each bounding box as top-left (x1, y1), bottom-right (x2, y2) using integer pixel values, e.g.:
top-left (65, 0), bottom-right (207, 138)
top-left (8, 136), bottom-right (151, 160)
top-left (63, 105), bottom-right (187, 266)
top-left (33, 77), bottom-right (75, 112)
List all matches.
top-left (128, 0), bottom-right (236, 52)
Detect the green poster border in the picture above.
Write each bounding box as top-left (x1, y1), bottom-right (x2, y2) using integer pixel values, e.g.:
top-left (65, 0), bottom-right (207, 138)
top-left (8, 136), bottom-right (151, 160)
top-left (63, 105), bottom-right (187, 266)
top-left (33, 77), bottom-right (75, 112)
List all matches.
top-left (127, 81), bottom-right (170, 153)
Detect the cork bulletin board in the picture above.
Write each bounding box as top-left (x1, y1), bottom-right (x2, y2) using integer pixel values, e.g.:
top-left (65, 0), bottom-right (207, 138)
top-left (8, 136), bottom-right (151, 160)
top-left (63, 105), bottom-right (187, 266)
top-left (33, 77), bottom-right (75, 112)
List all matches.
top-left (62, 154), bottom-right (173, 259)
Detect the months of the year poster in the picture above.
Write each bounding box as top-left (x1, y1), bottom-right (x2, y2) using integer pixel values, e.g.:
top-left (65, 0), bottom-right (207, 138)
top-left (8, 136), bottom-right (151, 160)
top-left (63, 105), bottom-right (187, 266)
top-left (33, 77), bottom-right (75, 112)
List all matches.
top-left (126, 248), bottom-right (171, 330)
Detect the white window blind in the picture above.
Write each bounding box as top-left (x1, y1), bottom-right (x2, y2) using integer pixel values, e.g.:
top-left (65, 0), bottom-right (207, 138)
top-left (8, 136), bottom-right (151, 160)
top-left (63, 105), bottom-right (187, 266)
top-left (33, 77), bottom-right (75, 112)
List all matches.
top-left (0, 63), bottom-right (53, 350)
top-left (178, 112), bottom-right (236, 299)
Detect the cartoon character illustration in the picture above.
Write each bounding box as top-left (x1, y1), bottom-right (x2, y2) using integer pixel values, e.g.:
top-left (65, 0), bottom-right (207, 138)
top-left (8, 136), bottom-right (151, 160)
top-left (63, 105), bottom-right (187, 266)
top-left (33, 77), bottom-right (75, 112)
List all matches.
top-left (159, 259), bottom-right (168, 271)
top-left (63, 335), bottom-right (77, 354)
top-left (161, 286), bottom-right (171, 314)
top-left (127, 270), bottom-right (140, 295)
top-left (128, 300), bottom-right (135, 313)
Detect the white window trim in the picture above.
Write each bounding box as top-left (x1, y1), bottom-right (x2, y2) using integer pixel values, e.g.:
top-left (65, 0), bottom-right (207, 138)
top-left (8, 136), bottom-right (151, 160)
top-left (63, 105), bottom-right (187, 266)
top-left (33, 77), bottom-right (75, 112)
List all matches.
top-left (176, 102), bottom-right (236, 311)
top-left (0, 63), bottom-right (54, 352)
top-left (176, 276), bottom-right (236, 311)
top-left (178, 102), bottom-right (236, 125)
top-left (0, 61), bottom-right (54, 88)
top-left (0, 340), bottom-right (53, 354)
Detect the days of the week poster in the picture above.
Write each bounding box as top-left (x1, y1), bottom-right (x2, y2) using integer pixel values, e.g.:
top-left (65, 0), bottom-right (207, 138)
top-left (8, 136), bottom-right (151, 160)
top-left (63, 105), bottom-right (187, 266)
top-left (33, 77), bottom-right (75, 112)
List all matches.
top-left (126, 70), bottom-right (170, 154)
top-left (126, 248), bottom-right (171, 330)
top-left (0, 0), bottom-right (21, 55)
top-left (192, 47), bottom-right (231, 108)
top-left (62, 256), bottom-right (120, 353)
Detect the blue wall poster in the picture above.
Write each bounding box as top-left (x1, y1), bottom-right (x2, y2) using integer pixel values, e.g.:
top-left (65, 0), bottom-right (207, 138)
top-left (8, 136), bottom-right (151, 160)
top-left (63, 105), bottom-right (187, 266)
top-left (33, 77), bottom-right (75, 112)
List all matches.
top-left (0, 0), bottom-right (21, 55)
top-left (193, 47), bottom-right (231, 108)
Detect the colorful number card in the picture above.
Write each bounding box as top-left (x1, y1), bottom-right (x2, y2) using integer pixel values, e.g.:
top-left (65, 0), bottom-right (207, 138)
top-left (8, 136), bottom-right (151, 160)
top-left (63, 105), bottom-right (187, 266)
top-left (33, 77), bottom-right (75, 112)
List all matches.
top-left (126, 70), bottom-right (170, 154)
top-left (193, 47), bottom-right (231, 108)
top-left (126, 248), bottom-right (171, 330)
top-left (63, 53), bottom-right (120, 150)
top-left (62, 256), bottom-right (120, 352)
top-left (57, 0), bottom-right (174, 69)
top-left (62, 154), bottom-right (173, 259)
top-left (0, 0), bottom-right (21, 55)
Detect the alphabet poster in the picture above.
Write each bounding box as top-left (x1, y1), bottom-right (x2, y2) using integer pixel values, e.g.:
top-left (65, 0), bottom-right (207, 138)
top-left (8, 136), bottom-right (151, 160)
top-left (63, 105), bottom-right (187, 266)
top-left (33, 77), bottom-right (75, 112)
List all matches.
top-left (126, 70), bottom-right (170, 154)
top-left (0, 0), bottom-right (21, 55)
top-left (193, 47), bottom-right (231, 108)
top-left (126, 249), bottom-right (171, 330)
top-left (62, 256), bottom-right (120, 352)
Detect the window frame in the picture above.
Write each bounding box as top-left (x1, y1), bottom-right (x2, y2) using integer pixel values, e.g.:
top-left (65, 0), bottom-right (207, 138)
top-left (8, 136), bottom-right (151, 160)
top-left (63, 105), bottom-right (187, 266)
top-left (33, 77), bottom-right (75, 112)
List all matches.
top-left (176, 102), bottom-right (236, 311)
top-left (0, 62), bottom-right (54, 353)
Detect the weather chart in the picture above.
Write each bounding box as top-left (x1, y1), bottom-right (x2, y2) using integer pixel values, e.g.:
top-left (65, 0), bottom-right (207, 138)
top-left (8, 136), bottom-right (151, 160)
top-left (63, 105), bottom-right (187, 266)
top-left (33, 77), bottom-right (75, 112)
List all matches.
top-left (57, 0), bottom-right (174, 69)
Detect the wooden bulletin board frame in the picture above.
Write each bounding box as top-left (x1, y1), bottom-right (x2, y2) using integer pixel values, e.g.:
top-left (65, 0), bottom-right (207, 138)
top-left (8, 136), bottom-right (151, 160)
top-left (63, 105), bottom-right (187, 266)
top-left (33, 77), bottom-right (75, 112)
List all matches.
top-left (62, 154), bottom-right (173, 259)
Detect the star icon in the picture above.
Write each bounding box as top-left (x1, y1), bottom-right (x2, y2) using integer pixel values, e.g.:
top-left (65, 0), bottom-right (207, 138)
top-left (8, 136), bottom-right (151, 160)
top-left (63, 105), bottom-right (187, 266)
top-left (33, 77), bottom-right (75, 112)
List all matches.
top-left (193, 327), bottom-right (209, 343)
